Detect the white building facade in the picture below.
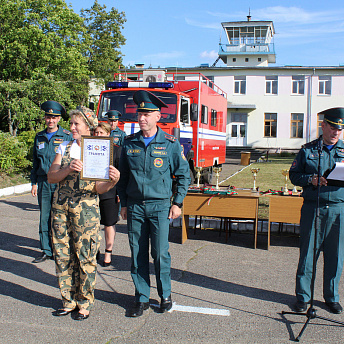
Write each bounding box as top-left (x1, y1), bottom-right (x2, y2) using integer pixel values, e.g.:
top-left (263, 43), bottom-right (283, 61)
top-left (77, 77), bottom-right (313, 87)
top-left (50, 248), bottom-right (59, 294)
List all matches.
top-left (162, 18), bottom-right (344, 149)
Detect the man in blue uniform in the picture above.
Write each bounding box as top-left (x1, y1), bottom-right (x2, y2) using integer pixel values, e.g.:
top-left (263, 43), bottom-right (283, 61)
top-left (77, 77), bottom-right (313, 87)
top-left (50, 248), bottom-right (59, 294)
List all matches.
top-left (30, 101), bottom-right (72, 263)
top-left (117, 90), bottom-right (191, 317)
top-left (289, 107), bottom-right (344, 314)
top-left (107, 110), bottom-right (126, 146)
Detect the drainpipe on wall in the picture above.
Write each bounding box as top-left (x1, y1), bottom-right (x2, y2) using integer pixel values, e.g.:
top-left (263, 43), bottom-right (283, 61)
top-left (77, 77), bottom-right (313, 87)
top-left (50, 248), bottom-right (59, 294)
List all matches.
top-left (306, 68), bottom-right (316, 143)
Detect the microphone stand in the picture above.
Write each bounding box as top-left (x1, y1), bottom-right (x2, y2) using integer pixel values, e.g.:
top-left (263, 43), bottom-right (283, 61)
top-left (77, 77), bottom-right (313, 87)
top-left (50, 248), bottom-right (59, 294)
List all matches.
top-left (282, 136), bottom-right (344, 341)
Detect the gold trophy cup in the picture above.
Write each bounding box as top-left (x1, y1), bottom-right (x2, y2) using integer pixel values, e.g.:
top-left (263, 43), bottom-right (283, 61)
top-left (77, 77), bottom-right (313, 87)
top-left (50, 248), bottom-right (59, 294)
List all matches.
top-left (281, 169), bottom-right (289, 195)
top-left (195, 166), bottom-right (203, 188)
top-left (213, 166), bottom-right (222, 190)
top-left (251, 168), bottom-right (260, 192)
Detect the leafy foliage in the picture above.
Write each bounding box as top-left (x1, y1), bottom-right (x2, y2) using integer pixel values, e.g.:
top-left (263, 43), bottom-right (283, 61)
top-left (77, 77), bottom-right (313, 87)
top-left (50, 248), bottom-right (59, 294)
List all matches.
top-left (81, 0), bottom-right (126, 86)
top-left (0, 0), bottom-right (126, 137)
top-left (0, 132), bottom-right (30, 173)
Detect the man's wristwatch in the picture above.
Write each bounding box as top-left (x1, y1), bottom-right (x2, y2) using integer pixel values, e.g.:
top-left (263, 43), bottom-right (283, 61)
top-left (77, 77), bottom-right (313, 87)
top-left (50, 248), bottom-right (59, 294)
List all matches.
top-left (308, 175), bottom-right (313, 185)
top-left (172, 202), bottom-right (183, 208)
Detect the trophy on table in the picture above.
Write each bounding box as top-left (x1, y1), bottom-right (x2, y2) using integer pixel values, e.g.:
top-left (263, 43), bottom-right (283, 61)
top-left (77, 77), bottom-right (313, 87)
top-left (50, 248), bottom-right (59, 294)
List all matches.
top-left (250, 167), bottom-right (260, 192)
top-left (281, 169), bottom-right (289, 195)
top-left (213, 166), bottom-right (222, 190)
top-left (195, 166), bottom-right (203, 188)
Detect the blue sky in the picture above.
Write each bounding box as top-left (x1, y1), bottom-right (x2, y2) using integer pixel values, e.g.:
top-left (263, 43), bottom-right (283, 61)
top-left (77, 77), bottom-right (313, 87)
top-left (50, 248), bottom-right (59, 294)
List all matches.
top-left (68, 0), bottom-right (344, 68)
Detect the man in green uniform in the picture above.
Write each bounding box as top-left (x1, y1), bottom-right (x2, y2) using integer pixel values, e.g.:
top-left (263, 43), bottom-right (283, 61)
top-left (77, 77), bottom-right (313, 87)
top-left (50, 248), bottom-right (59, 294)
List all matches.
top-left (117, 90), bottom-right (191, 317)
top-left (30, 101), bottom-right (72, 263)
top-left (107, 110), bottom-right (126, 146)
top-left (289, 107), bottom-right (344, 314)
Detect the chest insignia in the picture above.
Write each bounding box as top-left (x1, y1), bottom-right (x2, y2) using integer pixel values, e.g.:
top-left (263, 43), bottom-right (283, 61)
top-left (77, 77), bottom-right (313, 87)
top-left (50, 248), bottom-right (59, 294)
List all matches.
top-left (152, 150), bottom-right (167, 155)
top-left (127, 149), bottom-right (141, 154)
top-left (154, 158), bottom-right (163, 168)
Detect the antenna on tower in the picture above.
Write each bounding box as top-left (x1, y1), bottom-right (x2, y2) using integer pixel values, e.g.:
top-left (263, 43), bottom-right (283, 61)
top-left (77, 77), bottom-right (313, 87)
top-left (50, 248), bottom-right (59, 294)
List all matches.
top-left (247, 8), bottom-right (251, 21)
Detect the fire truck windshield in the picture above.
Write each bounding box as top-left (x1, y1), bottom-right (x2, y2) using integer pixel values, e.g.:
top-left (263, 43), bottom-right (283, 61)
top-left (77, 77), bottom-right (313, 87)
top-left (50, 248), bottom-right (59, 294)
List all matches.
top-left (98, 90), bottom-right (177, 123)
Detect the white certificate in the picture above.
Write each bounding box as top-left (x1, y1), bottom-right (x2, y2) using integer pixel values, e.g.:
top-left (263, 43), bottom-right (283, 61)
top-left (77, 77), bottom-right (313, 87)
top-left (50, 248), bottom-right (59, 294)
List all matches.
top-left (81, 136), bottom-right (113, 181)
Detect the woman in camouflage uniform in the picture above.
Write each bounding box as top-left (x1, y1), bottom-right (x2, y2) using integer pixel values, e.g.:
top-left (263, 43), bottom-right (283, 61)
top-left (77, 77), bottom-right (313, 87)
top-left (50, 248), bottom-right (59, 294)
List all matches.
top-left (47, 107), bottom-right (120, 320)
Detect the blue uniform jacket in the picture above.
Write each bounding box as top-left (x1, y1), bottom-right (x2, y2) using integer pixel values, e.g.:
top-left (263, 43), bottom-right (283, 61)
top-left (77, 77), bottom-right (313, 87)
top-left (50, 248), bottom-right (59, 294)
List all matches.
top-left (110, 127), bottom-right (126, 146)
top-left (289, 137), bottom-right (344, 204)
top-left (117, 127), bottom-right (191, 207)
top-left (30, 126), bottom-right (72, 184)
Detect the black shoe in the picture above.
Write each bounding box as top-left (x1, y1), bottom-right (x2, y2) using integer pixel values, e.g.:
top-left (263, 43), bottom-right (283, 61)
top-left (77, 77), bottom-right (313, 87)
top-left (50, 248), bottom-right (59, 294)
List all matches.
top-left (96, 250), bottom-right (100, 261)
top-left (128, 302), bottom-right (150, 317)
top-left (74, 311), bottom-right (90, 321)
top-left (325, 302), bottom-right (343, 314)
top-left (53, 308), bottom-right (75, 317)
top-left (160, 295), bottom-right (172, 313)
top-left (294, 300), bottom-right (308, 312)
top-left (102, 249), bottom-right (112, 266)
top-left (32, 253), bottom-right (52, 263)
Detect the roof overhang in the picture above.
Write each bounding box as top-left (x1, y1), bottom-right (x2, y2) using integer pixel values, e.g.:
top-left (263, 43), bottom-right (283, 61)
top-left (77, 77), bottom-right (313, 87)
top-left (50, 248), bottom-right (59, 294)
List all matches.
top-left (227, 102), bottom-right (256, 112)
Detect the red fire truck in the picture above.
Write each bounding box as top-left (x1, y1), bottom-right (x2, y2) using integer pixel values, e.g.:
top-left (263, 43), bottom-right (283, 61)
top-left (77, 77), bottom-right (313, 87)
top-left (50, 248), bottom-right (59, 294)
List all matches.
top-left (96, 70), bottom-right (227, 183)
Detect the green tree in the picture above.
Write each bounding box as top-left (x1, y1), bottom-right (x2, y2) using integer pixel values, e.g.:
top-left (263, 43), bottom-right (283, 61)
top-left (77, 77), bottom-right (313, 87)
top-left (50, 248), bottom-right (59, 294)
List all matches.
top-left (0, 0), bottom-right (90, 135)
top-left (81, 0), bottom-right (126, 87)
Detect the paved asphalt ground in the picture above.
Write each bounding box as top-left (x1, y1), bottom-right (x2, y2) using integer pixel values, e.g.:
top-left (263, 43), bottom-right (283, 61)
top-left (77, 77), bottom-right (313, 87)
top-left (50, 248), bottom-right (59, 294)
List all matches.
top-left (1, 159), bottom-right (344, 343)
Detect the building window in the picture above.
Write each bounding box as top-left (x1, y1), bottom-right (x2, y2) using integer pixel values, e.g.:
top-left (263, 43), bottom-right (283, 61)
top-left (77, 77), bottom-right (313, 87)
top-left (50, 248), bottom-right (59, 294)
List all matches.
top-left (258, 58), bottom-right (262, 62)
top-left (201, 105), bottom-right (208, 124)
top-left (245, 58), bottom-right (249, 62)
top-left (266, 76), bottom-right (278, 94)
top-left (291, 113), bottom-right (304, 138)
top-left (205, 75), bottom-right (214, 89)
top-left (211, 109), bottom-right (217, 127)
top-left (292, 76), bottom-right (305, 95)
top-left (234, 76), bottom-right (246, 94)
top-left (264, 113), bottom-right (277, 137)
top-left (174, 75), bottom-right (185, 81)
top-left (232, 58), bottom-right (236, 62)
top-left (317, 114), bottom-right (324, 136)
top-left (319, 76), bottom-right (331, 95)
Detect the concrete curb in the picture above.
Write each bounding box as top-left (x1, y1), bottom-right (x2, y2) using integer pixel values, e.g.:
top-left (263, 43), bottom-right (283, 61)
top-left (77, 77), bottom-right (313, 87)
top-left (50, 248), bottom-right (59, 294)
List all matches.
top-left (0, 183), bottom-right (31, 197)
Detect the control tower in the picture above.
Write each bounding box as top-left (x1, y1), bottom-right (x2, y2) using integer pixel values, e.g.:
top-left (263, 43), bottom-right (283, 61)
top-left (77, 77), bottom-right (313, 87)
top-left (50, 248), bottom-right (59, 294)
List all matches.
top-left (218, 15), bottom-right (276, 67)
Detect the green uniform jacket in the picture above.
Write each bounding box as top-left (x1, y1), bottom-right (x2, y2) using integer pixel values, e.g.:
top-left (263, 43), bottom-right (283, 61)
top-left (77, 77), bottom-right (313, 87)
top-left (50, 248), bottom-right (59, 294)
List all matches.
top-left (289, 137), bottom-right (344, 203)
top-left (30, 126), bottom-right (72, 184)
top-left (117, 127), bottom-right (191, 207)
top-left (110, 127), bottom-right (126, 146)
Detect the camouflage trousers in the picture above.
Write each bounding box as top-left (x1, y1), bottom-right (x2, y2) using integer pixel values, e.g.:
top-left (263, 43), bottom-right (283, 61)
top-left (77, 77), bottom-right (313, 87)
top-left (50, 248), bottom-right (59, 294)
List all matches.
top-left (52, 191), bottom-right (101, 310)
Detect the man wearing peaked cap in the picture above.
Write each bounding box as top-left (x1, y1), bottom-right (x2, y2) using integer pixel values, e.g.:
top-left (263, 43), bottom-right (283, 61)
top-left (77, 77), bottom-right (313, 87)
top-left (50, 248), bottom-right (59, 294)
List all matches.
top-left (289, 107), bottom-right (344, 315)
top-left (30, 101), bottom-right (72, 263)
top-left (117, 90), bottom-right (191, 317)
top-left (106, 110), bottom-right (126, 146)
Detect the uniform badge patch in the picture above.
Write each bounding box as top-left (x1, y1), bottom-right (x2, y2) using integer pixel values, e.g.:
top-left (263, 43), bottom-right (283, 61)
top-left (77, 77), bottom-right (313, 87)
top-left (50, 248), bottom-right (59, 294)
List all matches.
top-left (154, 158), bottom-right (163, 168)
top-left (181, 151), bottom-right (186, 161)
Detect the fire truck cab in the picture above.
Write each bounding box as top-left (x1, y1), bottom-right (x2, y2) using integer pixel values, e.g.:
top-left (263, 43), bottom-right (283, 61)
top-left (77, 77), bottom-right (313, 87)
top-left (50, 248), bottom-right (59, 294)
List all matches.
top-left (96, 70), bottom-right (227, 184)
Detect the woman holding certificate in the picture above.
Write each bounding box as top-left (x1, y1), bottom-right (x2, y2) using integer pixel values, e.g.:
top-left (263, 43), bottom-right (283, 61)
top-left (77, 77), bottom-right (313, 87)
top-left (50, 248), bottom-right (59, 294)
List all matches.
top-left (47, 106), bottom-right (120, 321)
top-left (94, 122), bottom-right (122, 267)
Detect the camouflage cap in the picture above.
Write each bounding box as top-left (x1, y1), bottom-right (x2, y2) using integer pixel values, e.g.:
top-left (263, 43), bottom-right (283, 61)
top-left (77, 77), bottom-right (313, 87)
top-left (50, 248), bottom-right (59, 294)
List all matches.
top-left (76, 106), bottom-right (98, 130)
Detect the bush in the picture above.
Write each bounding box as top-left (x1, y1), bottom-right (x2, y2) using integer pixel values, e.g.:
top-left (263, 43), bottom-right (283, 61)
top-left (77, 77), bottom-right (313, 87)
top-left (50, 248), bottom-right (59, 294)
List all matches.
top-left (0, 132), bottom-right (30, 174)
top-left (17, 130), bottom-right (36, 163)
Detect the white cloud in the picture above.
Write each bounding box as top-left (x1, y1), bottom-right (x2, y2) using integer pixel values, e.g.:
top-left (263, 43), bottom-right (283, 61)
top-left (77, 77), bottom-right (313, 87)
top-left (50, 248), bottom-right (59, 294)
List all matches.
top-left (143, 51), bottom-right (185, 61)
top-left (200, 50), bottom-right (218, 60)
top-left (185, 17), bottom-right (221, 30)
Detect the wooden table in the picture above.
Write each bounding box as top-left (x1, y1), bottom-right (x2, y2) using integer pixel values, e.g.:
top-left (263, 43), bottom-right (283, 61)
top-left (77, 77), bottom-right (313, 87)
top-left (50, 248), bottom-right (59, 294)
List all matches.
top-left (181, 190), bottom-right (260, 248)
top-left (267, 195), bottom-right (303, 249)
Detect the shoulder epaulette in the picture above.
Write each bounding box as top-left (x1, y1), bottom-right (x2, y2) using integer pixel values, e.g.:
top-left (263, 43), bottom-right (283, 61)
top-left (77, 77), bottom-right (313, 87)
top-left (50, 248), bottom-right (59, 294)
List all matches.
top-left (37, 129), bottom-right (45, 136)
top-left (302, 138), bottom-right (318, 149)
top-left (164, 133), bottom-right (176, 142)
top-left (124, 133), bottom-right (135, 140)
top-left (63, 129), bottom-right (71, 134)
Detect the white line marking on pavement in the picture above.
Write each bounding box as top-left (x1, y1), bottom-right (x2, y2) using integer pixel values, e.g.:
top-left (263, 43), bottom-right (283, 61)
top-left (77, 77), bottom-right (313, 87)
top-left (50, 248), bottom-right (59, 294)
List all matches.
top-left (170, 302), bottom-right (230, 316)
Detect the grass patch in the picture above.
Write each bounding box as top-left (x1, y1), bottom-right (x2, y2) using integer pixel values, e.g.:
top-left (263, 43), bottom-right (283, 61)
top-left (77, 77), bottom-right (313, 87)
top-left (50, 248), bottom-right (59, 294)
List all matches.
top-left (221, 155), bottom-right (297, 220)
top-left (0, 172), bottom-right (30, 189)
